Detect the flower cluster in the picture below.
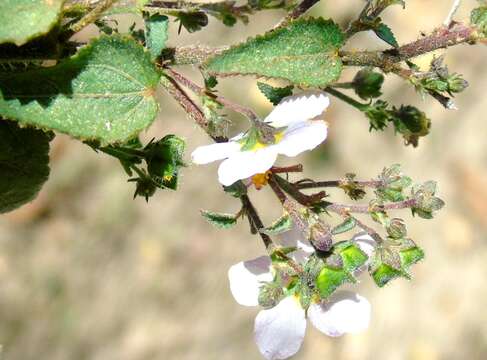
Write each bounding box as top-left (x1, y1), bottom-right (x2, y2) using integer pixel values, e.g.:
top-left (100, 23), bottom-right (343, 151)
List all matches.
top-left (192, 92), bottom-right (379, 359)
top-left (228, 229), bottom-right (375, 359)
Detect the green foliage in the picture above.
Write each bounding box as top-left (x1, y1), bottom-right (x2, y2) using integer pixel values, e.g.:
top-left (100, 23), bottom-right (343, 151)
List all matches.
top-left (331, 217), bottom-right (357, 235)
top-left (223, 181), bottom-right (248, 198)
top-left (390, 105), bottom-right (431, 147)
top-left (257, 82), bottom-right (294, 105)
top-left (352, 68), bottom-right (384, 100)
top-left (144, 14), bottom-right (169, 60)
top-left (471, 5), bottom-right (487, 36)
top-left (261, 214), bottom-right (292, 235)
top-left (0, 119), bottom-right (51, 213)
top-left (363, 101), bottom-right (431, 146)
top-left (375, 164), bottom-right (412, 202)
top-left (93, 135), bottom-right (186, 200)
top-left (205, 18), bottom-right (345, 87)
top-left (370, 239), bottom-right (424, 287)
top-left (176, 11), bottom-right (209, 33)
top-left (411, 181), bottom-right (445, 219)
top-left (315, 241), bottom-right (368, 299)
top-left (145, 135), bottom-right (186, 190)
top-left (201, 210), bottom-right (238, 229)
top-left (339, 173), bottom-right (367, 200)
top-left (0, 35), bottom-right (160, 144)
top-left (258, 282), bottom-right (284, 309)
top-left (374, 23), bottom-right (399, 47)
top-left (411, 57), bottom-right (468, 102)
top-left (0, 0), bottom-right (64, 46)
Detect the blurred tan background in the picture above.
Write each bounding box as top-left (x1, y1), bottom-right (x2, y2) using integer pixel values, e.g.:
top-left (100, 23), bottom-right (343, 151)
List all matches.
top-left (1, 1), bottom-right (487, 359)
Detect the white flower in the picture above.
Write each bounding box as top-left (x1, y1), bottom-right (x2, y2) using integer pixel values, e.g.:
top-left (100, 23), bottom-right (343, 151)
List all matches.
top-left (191, 91), bottom-right (330, 186)
top-left (227, 231), bottom-right (375, 360)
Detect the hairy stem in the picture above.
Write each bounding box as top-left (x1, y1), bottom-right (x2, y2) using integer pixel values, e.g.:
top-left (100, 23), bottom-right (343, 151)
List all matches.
top-left (326, 198), bottom-right (417, 214)
top-left (167, 68), bottom-right (259, 121)
top-left (163, 23), bottom-right (481, 71)
top-left (295, 179), bottom-right (383, 190)
top-left (240, 194), bottom-right (274, 250)
top-left (69, 0), bottom-right (118, 34)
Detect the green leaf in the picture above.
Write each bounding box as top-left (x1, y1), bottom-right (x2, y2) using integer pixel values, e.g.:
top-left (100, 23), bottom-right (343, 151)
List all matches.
top-left (374, 23), bottom-right (399, 48)
top-left (201, 210), bottom-right (238, 229)
top-left (0, 119), bottom-right (51, 213)
top-left (257, 82), bottom-right (293, 105)
top-left (144, 14), bottom-right (169, 61)
top-left (176, 11), bottom-right (208, 33)
top-left (261, 214), bottom-right (292, 235)
top-left (0, 0), bottom-right (64, 46)
top-left (205, 18), bottom-right (345, 87)
top-left (0, 35), bottom-right (160, 144)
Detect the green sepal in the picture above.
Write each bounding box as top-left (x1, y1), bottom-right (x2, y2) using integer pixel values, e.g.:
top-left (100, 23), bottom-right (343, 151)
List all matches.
top-left (370, 242), bottom-right (425, 287)
top-left (0, 0), bottom-right (64, 46)
top-left (371, 262), bottom-right (404, 287)
top-left (0, 119), bottom-right (51, 213)
top-left (257, 82), bottom-right (294, 105)
top-left (201, 210), bottom-right (238, 229)
top-left (352, 68), bottom-right (384, 100)
top-left (205, 18), bottom-right (345, 87)
top-left (331, 217), bottom-right (357, 235)
top-left (144, 14), bottom-right (169, 61)
top-left (374, 23), bottom-right (399, 48)
top-left (145, 135), bottom-right (186, 190)
top-left (315, 241), bottom-right (368, 299)
top-left (261, 214), bottom-right (293, 235)
top-left (223, 181), bottom-right (248, 198)
top-left (0, 35), bottom-right (160, 144)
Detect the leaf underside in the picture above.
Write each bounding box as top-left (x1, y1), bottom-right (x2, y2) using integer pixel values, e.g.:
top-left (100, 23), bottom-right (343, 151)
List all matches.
top-left (204, 18), bottom-right (345, 87)
top-left (0, 35), bottom-right (161, 144)
top-left (0, 120), bottom-right (50, 213)
top-left (0, 0), bottom-right (65, 46)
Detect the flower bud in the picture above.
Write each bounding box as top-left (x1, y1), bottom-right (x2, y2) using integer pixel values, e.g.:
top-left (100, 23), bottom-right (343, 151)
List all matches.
top-left (309, 222), bottom-right (333, 251)
top-left (387, 218), bottom-right (407, 239)
top-left (352, 68), bottom-right (384, 100)
top-left (258, 282), bottom-right (284, 309)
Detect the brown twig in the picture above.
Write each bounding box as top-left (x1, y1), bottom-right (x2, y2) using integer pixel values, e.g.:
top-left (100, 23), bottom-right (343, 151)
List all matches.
top-left (69, 0), bottom-right (118, 34)
top-left (326, 198), bottom-right (417, 214)
top-left (164, 23), bottom-right (481, 71)
top-left (167, 68), bottom-right (259, 121)
top-left (240, 194), bottom-right (274, 250)
top-left (159, 75), bottom-right (224, 141)
top-left (268, 175), bottom-right (287, 205)
top-left (295, 179), bottom-right (383, 190)
top-left (276, 0), bottom-right (320, 27)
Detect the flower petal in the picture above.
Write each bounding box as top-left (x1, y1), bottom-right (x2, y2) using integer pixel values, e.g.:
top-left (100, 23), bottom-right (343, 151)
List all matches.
top-left (276, 120), bottom-right (328, 157)
top-left (278, 226), bottom-right (314, 264)
top-left (264, 91), bottom-right (330, 128)
top-left (308, 291), bottom-right (371, 337)
top-left (218, 146), bottom-right (278, 186)
top-left (191, 141), bottom-right (241, 165)
top-left (352, 232), bottom-right (376, 258)
top-left (254, 296), bottom-right (307, 360)
top-left (228, 256), bottom-right (273, 306)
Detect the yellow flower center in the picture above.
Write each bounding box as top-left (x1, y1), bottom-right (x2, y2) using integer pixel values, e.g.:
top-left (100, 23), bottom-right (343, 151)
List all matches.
top-left (247, 131), bottom-right (285, 151)
top-left (251, 171), bottom-right (271, 190)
